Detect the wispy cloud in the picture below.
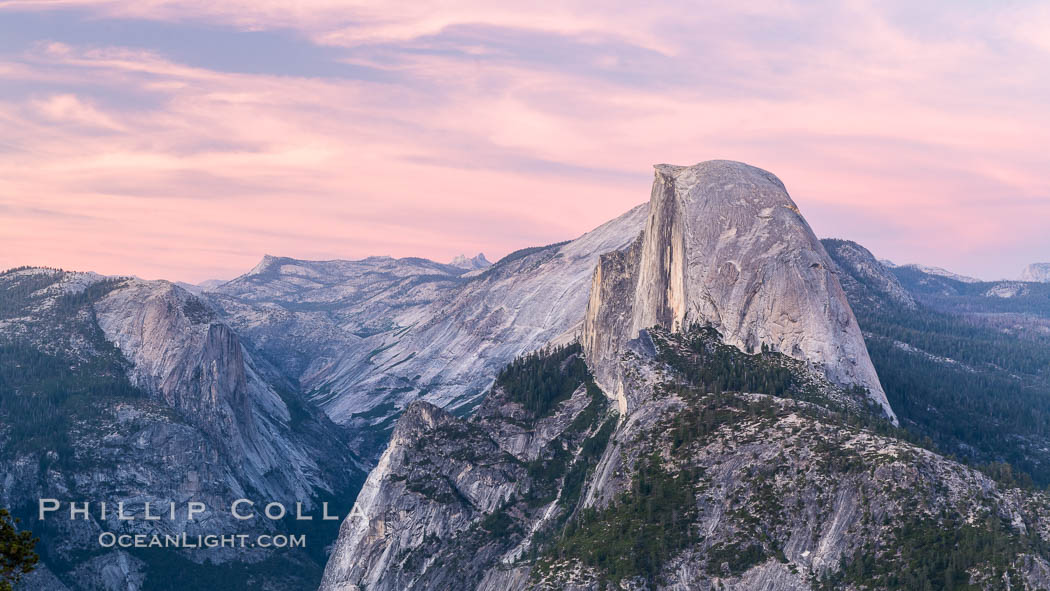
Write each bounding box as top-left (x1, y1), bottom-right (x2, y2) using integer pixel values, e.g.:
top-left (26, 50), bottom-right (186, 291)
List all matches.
top-left (0, 0), bottom-right (1048, 281)
top-left (32, 92), bottom-right (127, 130)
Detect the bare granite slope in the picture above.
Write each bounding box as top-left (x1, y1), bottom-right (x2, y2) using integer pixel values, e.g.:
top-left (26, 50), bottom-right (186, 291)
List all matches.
top-left (207, 204), bottom-right (650, 456)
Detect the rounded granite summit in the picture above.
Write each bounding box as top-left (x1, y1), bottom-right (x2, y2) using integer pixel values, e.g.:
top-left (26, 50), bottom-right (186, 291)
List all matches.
top-left (653, 159), bottom-right (789, 196)
top-left (585, 159), bottom-right (895, 421)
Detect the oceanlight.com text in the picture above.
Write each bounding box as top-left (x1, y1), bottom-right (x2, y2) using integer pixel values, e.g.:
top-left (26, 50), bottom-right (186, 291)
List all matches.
top-left (98, 532), bottom-right (307, 549)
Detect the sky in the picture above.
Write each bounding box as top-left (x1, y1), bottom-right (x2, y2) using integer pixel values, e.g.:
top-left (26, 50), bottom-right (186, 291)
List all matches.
top-left (0, 1), bottom-right (1048, 283)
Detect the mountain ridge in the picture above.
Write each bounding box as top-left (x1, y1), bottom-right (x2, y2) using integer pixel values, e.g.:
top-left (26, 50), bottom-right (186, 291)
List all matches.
top-left (202, 203), bottom-right (650, 459)
top-left (7, 161), bottom-right (1050, 590)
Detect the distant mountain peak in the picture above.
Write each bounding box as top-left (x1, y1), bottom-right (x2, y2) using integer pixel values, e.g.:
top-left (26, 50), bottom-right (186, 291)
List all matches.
top-left (1021, 262), bottom-right (1050, 282)
top-left (449, 252), bottom-right (491, 270)
top-left (247, 253), bottom-right (284, 276)
top-left (900, 263), bottom-right (980, 283)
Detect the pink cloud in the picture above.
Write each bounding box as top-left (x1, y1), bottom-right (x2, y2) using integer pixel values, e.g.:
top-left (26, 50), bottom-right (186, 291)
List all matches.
top-left (0, 2), bottom-right (1048, 282)
top-left (32, 93), bottom-right (127, 130)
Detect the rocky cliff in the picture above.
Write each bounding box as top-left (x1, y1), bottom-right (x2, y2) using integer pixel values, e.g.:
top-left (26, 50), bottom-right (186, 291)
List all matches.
top-left (206, 204), bottom-right (650, 457)
top-left (0, 268), bottom-right (365, 591)
top-left (582, 161), bottom-right (893, 421)
top-left (319, 325), bottom-right (1050, 590)
top-left (319, 345), bottom-right (616, 591)
top-left (93, 279), bottom-right (345, 503)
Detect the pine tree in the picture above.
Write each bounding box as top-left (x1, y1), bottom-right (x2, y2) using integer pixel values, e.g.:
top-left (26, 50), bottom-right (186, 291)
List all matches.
top-left (0, 508), bottom-right (38, 591)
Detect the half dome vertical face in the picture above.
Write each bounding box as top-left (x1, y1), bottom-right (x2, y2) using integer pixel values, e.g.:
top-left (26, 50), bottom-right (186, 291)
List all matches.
top-left (584, 160), bottom-right (894, 421)
top-left (630, 164), bottom-right (689, 335)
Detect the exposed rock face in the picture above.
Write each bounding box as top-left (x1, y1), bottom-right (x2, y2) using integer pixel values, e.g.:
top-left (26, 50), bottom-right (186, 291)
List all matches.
top-left (207, 205), bottom-right (650, 456)
top-left (582, 161), bottom-right (893, 420)
top-left (319, 326), bottom-right (1050, 590)
top-left (320, 371), bottom-right (611, 591)
top-left (93, 279), bottom-right (352, 502)
top-left (985, 282), bottom-right (1030, 298)
top-left (1021, 263), bottom-right (1050, 283)
top-left (0, 268), bottom-right (365, 591)
top-left (319, 401), bottom-right (530, 591)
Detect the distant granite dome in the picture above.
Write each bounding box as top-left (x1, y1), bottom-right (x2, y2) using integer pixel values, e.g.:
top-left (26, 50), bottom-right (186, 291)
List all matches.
top-left (450, 252), bottom-right (492, 270)
top-left (1021, 263), bottom-right (1050, 282)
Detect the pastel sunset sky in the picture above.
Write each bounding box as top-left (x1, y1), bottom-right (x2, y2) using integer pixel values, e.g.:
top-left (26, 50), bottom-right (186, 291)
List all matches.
top-left (1, 1), bottom-right (1048, 282)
